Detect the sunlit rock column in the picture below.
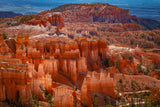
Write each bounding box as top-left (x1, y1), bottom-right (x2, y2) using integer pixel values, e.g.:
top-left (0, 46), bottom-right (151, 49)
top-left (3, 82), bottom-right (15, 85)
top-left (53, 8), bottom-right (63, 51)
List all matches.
top-left (77, 57), bottom-right (88, 73)
top-left (68, 60), bottom-right (77, 84)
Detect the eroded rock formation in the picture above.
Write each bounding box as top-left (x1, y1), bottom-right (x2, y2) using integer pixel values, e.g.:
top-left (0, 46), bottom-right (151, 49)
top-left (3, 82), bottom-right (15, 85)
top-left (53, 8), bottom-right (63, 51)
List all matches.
top-left (0, 34), bottom-right (114, 106)
top-left (0, 33), bottom-right (159, 106)
top-left (25, 13), bottom-right (64, 27)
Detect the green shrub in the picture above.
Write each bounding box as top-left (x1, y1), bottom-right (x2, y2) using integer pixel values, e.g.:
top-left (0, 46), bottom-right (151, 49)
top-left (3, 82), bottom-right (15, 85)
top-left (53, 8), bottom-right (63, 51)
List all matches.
top-left (146, 66), bottom-right (149, 72)
top-left (115, 60), bottom-right (119, 69)
top-left (136, 64), bottom-right (142, 73)
top-left (2, 65), bottom-right (6, 68)
top-left (152, 63), bottom-right (156, 71)
top-left (0, 33), bottom-right (8, 39)
top-left (13, 35), bottom-right (16, 38)
top-left (92, 92), bottom-right (98, 107)
top-left (118, 78), bottom-right (122, 83)
top-left (21, 45), bottom-right (24, 50)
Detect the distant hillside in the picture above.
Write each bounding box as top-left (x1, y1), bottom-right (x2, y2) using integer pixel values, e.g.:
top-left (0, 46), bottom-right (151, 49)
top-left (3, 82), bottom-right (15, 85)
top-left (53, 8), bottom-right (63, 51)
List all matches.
top-left (0, 11), bottom-right (22, 18)
top-left (138, 18), bottom-right (160, 30)
top-left (1, 3), bottom-right (160, 30)
top-left (46, 3), bottom-right (160, 30)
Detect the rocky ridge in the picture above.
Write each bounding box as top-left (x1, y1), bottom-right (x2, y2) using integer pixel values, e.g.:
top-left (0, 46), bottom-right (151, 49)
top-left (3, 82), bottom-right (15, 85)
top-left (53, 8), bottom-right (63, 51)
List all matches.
top-left (46, 3), bottom-right (160, 30)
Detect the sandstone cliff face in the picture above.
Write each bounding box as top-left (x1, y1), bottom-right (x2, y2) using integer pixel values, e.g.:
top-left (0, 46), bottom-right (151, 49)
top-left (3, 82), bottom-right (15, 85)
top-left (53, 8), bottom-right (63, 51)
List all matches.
top-left (0, 69), bottom-right (31, 103)
top-left (25, 13), bottom-right (64, 27)
top-left (49, 3), bottom-right (134, 23)
top-left (0, 85), bottom-right (5, 101)
top-left (0, 36), bottom-right (4, 42)
top-left (77, 57), bottom-right (87, 73)
top-left (0, 40), bottom-right (13, 55)
top-left (21, 3), bottom-right (145, 32)
top-left (0, 34), bottom-right (111, 105)
top-left (81, 71), bottom-right (116, 98)
top-left (53, 85), bottom-right (74, 107)
top-left (48, 3), bottom-right (160, 30)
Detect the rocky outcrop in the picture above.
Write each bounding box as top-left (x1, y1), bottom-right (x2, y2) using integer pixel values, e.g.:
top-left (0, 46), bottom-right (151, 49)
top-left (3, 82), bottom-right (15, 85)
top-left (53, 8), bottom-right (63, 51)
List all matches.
top-left (1, 33), bottom-right (159, 106)
top-left (81, 71), bottom-right (117, 98)
top-left (0, 85), bottom-right (5, 101)
top-left (48, 3), bottom-right (160, 30)
top-left (0, 40), bottom-right (13, 55)
top-left (50, 3), bottom-right (133, 23)
top-left (0, 35), bottom-right (110, 105)
top-left (53, 85), bottom-right (74, 107)
top-left (25, 13), bottom-right (64, 27)
top-left (123, 24), bottom-right (141, 31)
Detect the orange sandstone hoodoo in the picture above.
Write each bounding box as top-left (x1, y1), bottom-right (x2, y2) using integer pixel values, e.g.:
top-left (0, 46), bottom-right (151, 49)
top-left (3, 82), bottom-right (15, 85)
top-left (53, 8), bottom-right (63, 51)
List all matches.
top-left (0, 33), bottom-right (118, 106)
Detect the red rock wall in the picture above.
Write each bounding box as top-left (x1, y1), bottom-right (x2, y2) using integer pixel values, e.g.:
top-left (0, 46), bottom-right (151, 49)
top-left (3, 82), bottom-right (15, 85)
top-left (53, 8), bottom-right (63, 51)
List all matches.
top-left (0, 36), bottom-right (4, 42)
top-left (1, 71), bottom-right (26, 85)
top-left (25, 14), bottom-right (64, 27)
top-left (0, 85), bottom-right (5, 101)
top-left (0, 41), bottom-right (13, 55)
top-left (123, 24), bottom-right (141, 31)
top-left (53, 86), bottom-right (74, 107)
top-left (0, 70), bottom-right (30, 102)
top-left (0, 63), bottom-right (53, 103)
top-left (77, 57), bottom-right (87, 73)
top-left (0, 35), bottom-right (111, 105)
top-left (52, 3), bottom-right (137, 24)
top-left (81, 71), bottom-right (117, 98)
